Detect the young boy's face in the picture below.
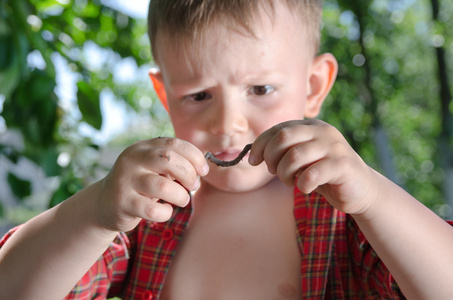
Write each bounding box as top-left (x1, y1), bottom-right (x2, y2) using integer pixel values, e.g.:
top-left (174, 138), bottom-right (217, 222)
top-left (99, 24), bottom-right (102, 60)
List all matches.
top-left (152, 2), bottom-right (333, 192)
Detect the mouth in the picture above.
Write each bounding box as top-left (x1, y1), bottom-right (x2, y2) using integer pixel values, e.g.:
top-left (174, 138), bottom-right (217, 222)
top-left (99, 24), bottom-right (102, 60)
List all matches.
top-left (211, 150), bottom-right (245, 162)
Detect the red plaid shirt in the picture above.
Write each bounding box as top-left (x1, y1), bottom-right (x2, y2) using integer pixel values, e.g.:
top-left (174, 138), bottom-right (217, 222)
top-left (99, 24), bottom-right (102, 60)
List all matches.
top-left (1, 190), bottom-right (405, 299)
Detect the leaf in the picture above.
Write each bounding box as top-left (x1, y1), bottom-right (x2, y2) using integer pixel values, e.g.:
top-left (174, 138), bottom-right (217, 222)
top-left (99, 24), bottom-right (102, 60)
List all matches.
top-left (7, 172), bottom-right (32, 200)
top-left (0, 28), bottom-right (14, 70)
top-left (48, 177), bottom-right (83, 208)
top-left (29, 70), bottom-right (56, 101)
top-left (77, 80), bottom-right (103, 130)
top-left (48, 184), bottom-right (71, 208)
top-left (0, 35), bottom-right (22, 99)
top-left (4, 70), bottom-right (58, 147)
top-left (0, 146), bottom-right (20, 164)
top-left (40, 149), bottom-right (61, 177)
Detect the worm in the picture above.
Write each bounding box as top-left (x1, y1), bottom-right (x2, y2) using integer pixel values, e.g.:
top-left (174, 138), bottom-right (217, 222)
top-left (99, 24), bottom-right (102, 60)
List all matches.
top-left (205, 143), bottom-right (252, 167)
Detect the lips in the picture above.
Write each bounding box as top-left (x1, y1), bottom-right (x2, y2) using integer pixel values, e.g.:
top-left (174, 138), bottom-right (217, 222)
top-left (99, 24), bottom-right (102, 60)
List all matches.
top-left (211, 149), bottom-right (247, 162)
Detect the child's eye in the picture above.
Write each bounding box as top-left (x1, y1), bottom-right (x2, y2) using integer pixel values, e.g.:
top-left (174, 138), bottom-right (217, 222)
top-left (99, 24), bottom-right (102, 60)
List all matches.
top-left (250, 85), bottom-right (275, 96)
top-left (184, 92), bottom-right (211, 102)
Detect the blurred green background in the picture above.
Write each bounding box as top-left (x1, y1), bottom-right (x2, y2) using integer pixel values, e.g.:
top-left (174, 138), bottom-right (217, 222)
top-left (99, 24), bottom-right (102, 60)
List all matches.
top-left (0, 0), bottom-right (452, 234)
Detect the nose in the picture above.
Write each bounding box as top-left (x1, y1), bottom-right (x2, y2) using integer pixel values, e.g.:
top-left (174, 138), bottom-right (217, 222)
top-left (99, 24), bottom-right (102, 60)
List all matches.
top-left (209, 97), bottom-right (249, 137)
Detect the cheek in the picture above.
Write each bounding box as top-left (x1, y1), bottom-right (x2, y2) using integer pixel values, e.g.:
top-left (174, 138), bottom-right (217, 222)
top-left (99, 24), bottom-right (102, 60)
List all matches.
top-left (173, 123), bottom-right (197, 141)
top-left (253, 103), bottom-right (306, 133)
top-left (171, 115), bottom-right (207, 148)
top-left (170, 113), bottom-right (194, 138)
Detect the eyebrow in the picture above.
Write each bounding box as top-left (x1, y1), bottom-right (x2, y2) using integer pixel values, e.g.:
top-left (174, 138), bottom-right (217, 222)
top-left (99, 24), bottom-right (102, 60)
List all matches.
top-left (167, 64), bottom-right (281, 92)
top-left (168, 79), bottom-right (214, 96)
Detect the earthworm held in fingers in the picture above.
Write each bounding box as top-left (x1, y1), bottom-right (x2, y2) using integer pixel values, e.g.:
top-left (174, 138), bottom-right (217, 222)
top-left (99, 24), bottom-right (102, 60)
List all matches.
top-left (205, 144), bottom-right (252, 167)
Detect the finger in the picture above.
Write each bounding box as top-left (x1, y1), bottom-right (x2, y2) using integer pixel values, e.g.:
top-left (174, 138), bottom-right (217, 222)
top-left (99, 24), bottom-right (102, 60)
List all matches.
top-left (127, 195), bottom-right (174, 222)
top-left (276, 136), bottom-right (330, 186)
top-left (135, 174), bottom-right (191, 208)
top-left (249, 121), bottom-right (298, 166)
top-left (295, 152), bottom-right (352, 195)
top-left (140, 148), bottom-right (201, 192)
top-left (264, 126), bottom-right (319, 174)
top-left (250, 120), bottom-right (322, 167)
top-left (155, 138), bottom-right (209, 176)
top-left (296, 160), bottom-right (330, 194)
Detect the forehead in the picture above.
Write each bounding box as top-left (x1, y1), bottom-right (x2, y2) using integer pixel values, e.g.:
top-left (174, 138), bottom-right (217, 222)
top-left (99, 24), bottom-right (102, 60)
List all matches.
top-left (153, 1), bottom-right (311, 70)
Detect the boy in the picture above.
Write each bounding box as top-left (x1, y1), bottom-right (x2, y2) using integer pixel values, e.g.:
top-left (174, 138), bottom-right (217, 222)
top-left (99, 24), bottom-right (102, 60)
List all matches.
top-left (1, 0), bottom-right (453, 299)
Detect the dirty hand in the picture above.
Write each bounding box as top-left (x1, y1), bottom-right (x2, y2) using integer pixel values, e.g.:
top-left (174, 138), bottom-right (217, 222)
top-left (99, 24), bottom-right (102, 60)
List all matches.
top-left (97, 137), bottom-right (209, 232)
top-left (249, 119), bottom-right (378, 215)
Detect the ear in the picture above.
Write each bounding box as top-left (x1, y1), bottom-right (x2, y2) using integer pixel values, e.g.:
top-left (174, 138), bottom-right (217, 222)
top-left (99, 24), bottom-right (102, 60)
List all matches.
top-left (304, 53), bottom-right (338, 118)
top-left (148, 67), bottom-right (169, 112)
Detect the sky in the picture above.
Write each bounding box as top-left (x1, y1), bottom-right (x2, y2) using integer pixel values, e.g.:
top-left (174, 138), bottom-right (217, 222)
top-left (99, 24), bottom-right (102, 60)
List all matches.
top-left (104, 0), bottom-right (150, 19)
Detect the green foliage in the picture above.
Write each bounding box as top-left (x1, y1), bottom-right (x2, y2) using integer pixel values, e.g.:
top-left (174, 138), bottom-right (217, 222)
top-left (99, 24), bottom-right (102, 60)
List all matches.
top-left (0, 0), bottom-right (164, 216)
top-left (77, 80), bottom-right (102, 130)
top-left (321, 0), bottom-right (453, 215)
top-left (48, 173), bottom-right (83, 208)
top-left (7, 172), bottom-right (32, 199)
top-left (3, 69), bottom-right (58, 148)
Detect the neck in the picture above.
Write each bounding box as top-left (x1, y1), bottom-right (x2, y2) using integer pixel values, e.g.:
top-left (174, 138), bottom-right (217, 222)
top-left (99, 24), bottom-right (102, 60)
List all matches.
top-left (191, 177), bottom-right (294, 219)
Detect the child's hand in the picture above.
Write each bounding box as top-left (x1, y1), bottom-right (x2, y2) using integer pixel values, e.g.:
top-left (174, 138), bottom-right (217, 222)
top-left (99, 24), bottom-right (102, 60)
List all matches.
top-left (97, 137), bottom-right (209, 232)
top-left (249, 119), bottom-right (377, 215)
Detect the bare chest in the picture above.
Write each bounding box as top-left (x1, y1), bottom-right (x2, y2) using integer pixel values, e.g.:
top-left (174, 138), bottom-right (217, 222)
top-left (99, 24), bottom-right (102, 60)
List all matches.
top-left (160, 204), bottom-right (301, 300)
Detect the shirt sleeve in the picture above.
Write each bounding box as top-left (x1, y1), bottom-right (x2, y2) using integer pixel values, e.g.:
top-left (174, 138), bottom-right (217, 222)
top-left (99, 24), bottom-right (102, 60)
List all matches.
top-left (0, 226), bottom-right (18, 248)
top-left (347, 219), bottom-right (453, 298)
top-left (346, 215), bottom-right (405, 299)
top-left (64, 232), bottom-right (130, 299)
top-left (0, 226), bottom-right (131, 299)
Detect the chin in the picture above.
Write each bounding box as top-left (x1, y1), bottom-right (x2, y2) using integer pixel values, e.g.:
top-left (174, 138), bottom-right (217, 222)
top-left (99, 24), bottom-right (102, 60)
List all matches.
top-left (203, 163), bottom-right (275, 193)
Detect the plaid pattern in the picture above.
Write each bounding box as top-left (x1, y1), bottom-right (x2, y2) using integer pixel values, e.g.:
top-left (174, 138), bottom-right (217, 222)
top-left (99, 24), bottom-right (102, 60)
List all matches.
top-left (0, 190), bottom-right (406, 299)
top-left (294, 191), bottom-right (403, 299)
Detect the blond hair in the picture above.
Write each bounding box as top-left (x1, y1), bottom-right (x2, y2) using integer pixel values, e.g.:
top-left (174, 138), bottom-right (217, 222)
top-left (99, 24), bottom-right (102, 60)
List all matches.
top-left (148, 0), bottom-right (323, 62)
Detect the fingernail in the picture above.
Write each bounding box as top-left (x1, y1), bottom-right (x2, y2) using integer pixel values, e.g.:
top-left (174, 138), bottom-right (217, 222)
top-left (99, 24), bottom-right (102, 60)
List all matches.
top-left (192, 176), bottom-right (201, 191)
top-left (202, 163), bottom-right (209, 175)
top-left (248, 154), bottom-right (256, 165)
top-left (267, 165), bottom-right (276, 175)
